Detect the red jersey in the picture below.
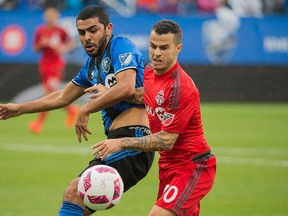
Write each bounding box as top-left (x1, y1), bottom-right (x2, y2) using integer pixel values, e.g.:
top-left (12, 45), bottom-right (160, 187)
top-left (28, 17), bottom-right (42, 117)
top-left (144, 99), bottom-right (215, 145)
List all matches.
top-left (144, 62), bottom-right (211, 169)
top-left (33, 25), bottom-right (70, 66)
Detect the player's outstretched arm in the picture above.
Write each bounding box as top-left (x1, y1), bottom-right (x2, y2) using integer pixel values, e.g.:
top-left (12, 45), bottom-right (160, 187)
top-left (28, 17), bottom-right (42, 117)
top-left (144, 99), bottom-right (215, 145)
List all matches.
top-left (0, 82), bottom-right (84, 120)
top-left (92, 130), bottom-right (179, 160)
top-left (0, 91), bottom-right (63, 120)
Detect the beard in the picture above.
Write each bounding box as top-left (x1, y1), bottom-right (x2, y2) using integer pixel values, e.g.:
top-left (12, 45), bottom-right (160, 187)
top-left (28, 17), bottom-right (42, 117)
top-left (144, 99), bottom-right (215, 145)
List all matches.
top-left (89, 33), bottom-right (107, 58)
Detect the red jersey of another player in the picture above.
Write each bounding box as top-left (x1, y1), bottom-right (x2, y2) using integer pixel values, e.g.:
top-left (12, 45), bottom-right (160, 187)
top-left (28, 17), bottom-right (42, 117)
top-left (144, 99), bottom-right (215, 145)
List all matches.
top-left (144, 62), bottom-right (211, 169)
top-left (33, 25), bottom-right (71, 83)
top-left (34, 25), bottom-right (70, 65)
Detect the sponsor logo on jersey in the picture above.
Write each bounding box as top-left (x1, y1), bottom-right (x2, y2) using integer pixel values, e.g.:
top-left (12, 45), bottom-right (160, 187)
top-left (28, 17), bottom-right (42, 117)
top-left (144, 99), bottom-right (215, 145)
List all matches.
top-left (101, 57), bottom-right (111, 73)
top-left (119, 52), bottom-right (132, 66)
top-left (145, 105), bottom-right (155, 116)
top-left (155, 107), bottom-right (165, 120)
top-left (155, 90), bottom-right (165, 105)
top-left (105, 73), bottom-right (117, 88)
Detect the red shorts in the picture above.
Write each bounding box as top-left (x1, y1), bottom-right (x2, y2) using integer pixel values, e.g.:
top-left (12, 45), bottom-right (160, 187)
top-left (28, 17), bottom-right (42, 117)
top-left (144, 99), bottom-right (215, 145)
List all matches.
top-left (156, 155), bottom-right (216, 216)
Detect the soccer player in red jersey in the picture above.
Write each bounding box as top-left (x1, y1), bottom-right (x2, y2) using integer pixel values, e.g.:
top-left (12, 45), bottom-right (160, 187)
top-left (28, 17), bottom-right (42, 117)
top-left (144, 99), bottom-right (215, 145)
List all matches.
top-left (92, 19), bottom-right (217, 216)
top-left (29, 6), bottom-right (78, 133)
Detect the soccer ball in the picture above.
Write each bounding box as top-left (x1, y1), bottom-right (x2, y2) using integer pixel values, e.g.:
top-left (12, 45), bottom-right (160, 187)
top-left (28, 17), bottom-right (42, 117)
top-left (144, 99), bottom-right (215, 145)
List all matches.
top-left (77, 165), bottom-right (124, 211)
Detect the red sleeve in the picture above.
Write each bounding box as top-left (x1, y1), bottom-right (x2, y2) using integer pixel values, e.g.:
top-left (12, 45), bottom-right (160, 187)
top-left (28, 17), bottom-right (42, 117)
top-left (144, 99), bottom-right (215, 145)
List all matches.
top-left (161, 76), bottom-right (199, 134)
top-left (33, 27), bottom-right (41, 46)
top-left (60, 27), bottom-right (71, 43)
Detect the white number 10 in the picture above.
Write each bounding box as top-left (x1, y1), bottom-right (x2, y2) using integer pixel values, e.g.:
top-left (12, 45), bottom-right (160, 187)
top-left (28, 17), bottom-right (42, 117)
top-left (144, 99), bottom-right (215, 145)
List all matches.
top-left (163, 184), bottom-right (178, 203)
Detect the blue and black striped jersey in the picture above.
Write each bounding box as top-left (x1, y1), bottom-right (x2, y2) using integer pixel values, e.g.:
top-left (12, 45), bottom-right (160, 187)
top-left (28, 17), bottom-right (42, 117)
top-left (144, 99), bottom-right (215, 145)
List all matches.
top-left (72, 36), bottom-right (145, 131)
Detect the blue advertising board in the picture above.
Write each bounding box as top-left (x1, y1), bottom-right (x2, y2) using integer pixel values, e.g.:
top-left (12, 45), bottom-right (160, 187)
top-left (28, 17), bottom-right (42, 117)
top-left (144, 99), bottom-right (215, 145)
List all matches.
top-left (0, 11), bottom-right (287, 65)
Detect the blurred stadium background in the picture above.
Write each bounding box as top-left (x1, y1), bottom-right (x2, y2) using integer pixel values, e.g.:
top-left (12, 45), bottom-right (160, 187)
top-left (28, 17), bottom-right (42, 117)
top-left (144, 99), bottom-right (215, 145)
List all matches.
top-left (0, 0), bottom-right (288, 102)
top-left (0, 0), bottom-right (288, 216)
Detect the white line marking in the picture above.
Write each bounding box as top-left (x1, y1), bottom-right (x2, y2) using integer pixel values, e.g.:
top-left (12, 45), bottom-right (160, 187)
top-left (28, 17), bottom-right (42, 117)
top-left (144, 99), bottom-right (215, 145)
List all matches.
top-left (219, 156), bottom-right (288, 168)
top-left (1, 143), bottom-right (288, 168)
top-left (0, 143), bottom-right (90, 155)
top-left (215, 147), bottom-right (288, 157)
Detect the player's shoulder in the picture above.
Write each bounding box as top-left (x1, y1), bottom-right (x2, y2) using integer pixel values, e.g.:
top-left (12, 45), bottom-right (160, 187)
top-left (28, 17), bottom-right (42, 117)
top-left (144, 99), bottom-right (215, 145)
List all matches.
top-left (173, 64), bottom-right (198, 92)
top-left (111, 35), bottom-right (135, 48)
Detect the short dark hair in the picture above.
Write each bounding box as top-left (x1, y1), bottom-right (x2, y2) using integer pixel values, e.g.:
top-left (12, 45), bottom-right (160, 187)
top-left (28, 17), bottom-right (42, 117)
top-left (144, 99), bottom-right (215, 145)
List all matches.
top-left (152, 19), bottom-right (182, 44)
top-left (76, 5), bottom-right (110, 28)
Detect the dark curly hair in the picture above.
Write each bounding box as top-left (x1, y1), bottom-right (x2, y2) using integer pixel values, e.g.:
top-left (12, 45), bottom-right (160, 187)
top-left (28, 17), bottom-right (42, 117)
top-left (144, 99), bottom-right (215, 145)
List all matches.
top-left (76, 5), bottom-right (110, 28)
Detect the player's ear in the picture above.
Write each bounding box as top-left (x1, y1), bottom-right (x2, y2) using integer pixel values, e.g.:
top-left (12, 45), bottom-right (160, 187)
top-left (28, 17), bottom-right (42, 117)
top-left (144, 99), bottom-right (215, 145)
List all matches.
top-left (106, 23), bottom-right (113, 36)
top-left (175, 43), bottom-right (182, 55)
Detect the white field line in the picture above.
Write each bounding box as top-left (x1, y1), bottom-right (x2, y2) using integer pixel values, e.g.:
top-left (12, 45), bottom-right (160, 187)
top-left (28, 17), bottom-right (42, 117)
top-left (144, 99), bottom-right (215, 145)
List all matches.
top-left (1, 143), bottom-right (288, 168)
top-left (0, 143), bottom-right (90, 155)
top-left (219, 156), bottom-right (288, 168)
top-left (214, 147), bottom-right (288, 167)
top-left (215, 147), bottom-right (288, 157)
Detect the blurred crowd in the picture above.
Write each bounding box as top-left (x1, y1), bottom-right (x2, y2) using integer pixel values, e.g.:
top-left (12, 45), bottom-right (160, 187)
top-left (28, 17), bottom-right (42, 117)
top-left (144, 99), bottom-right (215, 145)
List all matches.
top-left (138, 0), bottom-right (288, 16)
top-left (0, 0), bottom-right (287, 16)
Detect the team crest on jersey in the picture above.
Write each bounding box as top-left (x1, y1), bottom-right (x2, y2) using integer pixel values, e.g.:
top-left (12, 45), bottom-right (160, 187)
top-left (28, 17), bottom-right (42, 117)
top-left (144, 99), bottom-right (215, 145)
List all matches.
top-left (119, 52), bottom-right (132, 66)
top-left (88, 69), bottom-right (95, 81)
top-left (101, 57), bottom-right (111, 73)
top-left (155, 90), bottom-right (165, 105)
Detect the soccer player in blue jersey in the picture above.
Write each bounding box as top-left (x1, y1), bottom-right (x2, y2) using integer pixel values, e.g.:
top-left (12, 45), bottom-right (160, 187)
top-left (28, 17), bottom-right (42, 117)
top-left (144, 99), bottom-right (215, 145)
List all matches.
top-left (0, 6), bottom-right (154, 216)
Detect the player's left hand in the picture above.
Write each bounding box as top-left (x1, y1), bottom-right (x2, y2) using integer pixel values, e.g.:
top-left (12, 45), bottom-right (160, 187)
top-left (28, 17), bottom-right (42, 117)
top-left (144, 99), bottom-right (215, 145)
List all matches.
top-left (75, 106), bottom-right (92, 143)
top-left (92, 139), bottom-right (122, 160)
top-left (84, 84), bottom-right (109, 99)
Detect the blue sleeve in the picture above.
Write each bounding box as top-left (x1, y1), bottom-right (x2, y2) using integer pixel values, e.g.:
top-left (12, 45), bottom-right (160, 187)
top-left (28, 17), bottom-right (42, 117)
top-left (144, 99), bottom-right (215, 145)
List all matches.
top-left (110, 37), bottom-right (144, 76)
top-left (72, 57), bottom-right (96, 87)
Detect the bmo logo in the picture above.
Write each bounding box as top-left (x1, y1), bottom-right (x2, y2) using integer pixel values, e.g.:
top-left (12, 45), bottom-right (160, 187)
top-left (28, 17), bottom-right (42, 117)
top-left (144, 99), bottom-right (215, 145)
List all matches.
top-left (105, 73), bottom-right (117, 88)
top-left (0, 25), bottom-right (27, 56)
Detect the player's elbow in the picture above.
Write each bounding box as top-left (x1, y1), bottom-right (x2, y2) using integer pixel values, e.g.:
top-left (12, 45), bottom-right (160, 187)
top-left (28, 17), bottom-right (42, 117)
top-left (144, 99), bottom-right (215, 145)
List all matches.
top-left (123, 85), bottom-right (135, 98)
top-left (162, 142), bottom-right (174, 151)
top-left (157, 131), bottom-right (178, 151)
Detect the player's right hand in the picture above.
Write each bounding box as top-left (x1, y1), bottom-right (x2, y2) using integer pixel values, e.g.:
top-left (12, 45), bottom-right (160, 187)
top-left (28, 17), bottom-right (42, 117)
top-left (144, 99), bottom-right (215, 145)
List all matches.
top-left (0, 103), bottom-right (22, 120)
top-left (75, 105), bottom-right (92, 143)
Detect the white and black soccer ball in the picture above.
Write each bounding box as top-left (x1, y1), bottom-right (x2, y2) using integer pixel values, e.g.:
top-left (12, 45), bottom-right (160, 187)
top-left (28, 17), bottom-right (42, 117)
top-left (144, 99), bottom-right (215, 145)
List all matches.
top-left (77, 165), bottom-right (124, 211)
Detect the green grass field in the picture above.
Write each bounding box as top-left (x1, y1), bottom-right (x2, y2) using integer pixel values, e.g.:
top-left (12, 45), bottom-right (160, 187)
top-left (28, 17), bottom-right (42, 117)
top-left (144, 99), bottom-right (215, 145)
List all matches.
top-left (0, 103), bottom-right (288, 216)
